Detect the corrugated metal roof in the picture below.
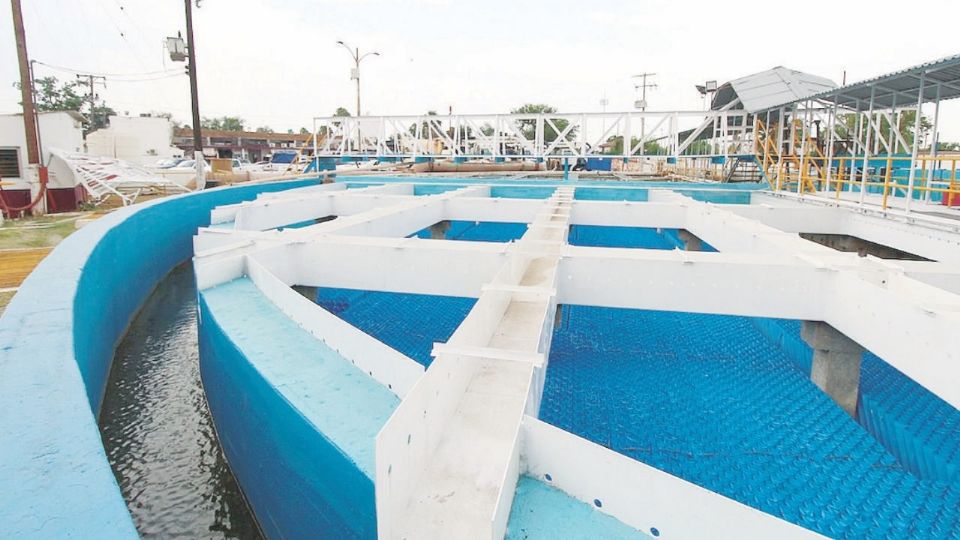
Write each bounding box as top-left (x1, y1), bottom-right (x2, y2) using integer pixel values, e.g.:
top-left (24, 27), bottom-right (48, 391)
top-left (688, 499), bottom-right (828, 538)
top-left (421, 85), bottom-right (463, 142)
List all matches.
top-left (712, 67), bottom-right (837, 113)
top-left (791, 53), bottom-right (960, 110)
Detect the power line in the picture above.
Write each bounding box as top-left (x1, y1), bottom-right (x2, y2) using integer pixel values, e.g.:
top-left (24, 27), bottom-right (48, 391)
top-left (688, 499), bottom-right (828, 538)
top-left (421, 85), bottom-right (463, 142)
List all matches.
top-left (32, 60), bottom-right (181, 79)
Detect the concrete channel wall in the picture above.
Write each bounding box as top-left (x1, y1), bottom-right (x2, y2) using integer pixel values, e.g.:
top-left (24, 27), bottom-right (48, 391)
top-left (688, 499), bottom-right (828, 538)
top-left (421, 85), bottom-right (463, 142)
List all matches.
top-left (0, 178), bottom-right (320, 538)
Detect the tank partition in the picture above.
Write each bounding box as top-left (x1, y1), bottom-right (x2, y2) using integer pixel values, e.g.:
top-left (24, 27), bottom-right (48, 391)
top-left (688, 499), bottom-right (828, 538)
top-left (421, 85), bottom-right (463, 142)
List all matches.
top-left (194, 243), bottom-right (427, 539)
top-left (0, 177), bottom-right (321, 538)
top-left (197, 286), bottom-right (387, 538)
top-left (517, 417), bottom-right (820, 539)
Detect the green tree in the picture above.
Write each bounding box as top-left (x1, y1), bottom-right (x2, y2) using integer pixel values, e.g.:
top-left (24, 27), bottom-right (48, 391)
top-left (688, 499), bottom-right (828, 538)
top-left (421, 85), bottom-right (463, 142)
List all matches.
top-left (936, 141), bottom-right (960, 151)
top-left (409, 110), bottom-right (440, 137)
top-left (15, 76), bottom-right (114, 133)
top-left (148, 111), bottom-right (183, 129)
top-left (15, 76), bottom-right (84, 111)
top-left (510, 104), bottom-right (576, 144)
top-left (87, 104), bottom-right (116, 133)
top-left (334, 107), bottom-right (352, 117)
top-left (201, 116), bottom-right (245, 131)
top-left (255, 126), bottom-right (273, 133)
top-left (299, 127), bottom-right (310, 135)
top-left (603, 136), bottom-right (666, 155)
top-left (835, 110), bottom-right (932, 152)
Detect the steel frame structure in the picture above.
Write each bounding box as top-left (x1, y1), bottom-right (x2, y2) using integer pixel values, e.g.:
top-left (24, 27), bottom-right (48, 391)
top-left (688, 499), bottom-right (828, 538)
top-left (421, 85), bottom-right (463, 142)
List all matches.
top-left (311, 102), bottom-right (749, 161)
top-left (755, 54), bottom-right (960, 213)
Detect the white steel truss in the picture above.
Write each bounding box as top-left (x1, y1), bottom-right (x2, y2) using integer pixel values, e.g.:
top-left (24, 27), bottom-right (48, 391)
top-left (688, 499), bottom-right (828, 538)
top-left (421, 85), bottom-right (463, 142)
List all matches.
top-left (311, 109), bottom-right (751, 160)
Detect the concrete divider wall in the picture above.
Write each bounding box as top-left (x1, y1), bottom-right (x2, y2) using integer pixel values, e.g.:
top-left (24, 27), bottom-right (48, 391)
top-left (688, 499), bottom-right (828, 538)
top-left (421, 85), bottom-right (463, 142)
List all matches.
top-left (0, 177), bottom-right (320, 538)
top-left (197, 294), bottom-right (375, 539)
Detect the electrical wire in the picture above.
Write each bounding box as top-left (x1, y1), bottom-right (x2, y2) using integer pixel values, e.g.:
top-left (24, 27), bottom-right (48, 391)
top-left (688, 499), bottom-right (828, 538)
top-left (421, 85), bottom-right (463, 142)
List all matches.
top-left (33, 61), bottom-right (180, 79)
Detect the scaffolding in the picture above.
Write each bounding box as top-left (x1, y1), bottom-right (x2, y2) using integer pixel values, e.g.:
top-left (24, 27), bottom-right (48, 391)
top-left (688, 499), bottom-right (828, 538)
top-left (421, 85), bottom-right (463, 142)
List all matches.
top-left (755, 54), bottom-right (960, 212)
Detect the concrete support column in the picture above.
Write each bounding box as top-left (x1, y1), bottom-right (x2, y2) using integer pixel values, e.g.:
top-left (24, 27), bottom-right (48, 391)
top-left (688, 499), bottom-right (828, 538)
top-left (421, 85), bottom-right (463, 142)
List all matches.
top-left (678, 229), bottom-right (703, 251)
top-left (801, 321), bottom-right (864, 417)
top-left (428, 220), bottom-right (451, 239)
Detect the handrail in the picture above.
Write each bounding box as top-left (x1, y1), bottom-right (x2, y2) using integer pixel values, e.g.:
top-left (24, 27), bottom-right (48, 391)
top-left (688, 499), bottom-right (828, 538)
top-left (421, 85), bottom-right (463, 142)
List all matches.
top-left (766, 153), bottom-right (960, 209)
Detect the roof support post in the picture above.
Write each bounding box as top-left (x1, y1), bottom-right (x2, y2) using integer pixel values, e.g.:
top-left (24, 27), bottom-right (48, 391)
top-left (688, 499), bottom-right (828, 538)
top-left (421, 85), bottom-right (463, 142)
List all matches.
top-left (905, 74), bottom-right (925, 212)
top-left (925, 85), bottom-right (941, 203)
top-left (824, 96), bottom-right (839, 194)
top-left (672, 112), bottom-right (679, 163)
top-left (797, 102), bottom-right (810, 195)
top-left (622, 113), bottom-right (632, 161)
top-left (859, 86), bottom-right (876, 205)
top-left (774, 107), bottom-right (786, 191)
top-left (721, 111), bottom-right (729, 166)
top-left (312, 117), bottom-right (318, 169)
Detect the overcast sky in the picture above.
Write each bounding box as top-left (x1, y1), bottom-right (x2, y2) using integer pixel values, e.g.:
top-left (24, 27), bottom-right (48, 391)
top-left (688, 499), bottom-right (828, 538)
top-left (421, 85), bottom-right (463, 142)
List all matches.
top-left (2, 0), bottom-right (959, 140)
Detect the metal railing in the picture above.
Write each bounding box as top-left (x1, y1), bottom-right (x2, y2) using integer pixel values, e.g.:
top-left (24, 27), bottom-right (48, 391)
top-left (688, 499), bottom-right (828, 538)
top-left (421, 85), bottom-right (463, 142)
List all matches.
top-left (766, 154), bottom-right (960, 209)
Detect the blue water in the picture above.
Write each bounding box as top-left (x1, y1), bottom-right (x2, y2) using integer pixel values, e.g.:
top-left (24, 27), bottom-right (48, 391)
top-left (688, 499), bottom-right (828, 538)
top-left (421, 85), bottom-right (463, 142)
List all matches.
top-left (490, 186), bottom-right (557, 199)
top-left (540, 305), bottom-right (960, 538)
top-left (575, 187), bottom-right (649, 201)
top-left (568, 225), bottom-right (717, 252)
top-left (414, 184), bottom-right (465, 196)
top-left (506, 476), bottom-right (651, 539)
top-left (315, 288), bottom-right (476, 367)
top-left (676, 189), bottom-right (752, 204)
top-left (337, 175), bottom-right (765, 192)
top-left (409, 220), bottom-right (529, 242)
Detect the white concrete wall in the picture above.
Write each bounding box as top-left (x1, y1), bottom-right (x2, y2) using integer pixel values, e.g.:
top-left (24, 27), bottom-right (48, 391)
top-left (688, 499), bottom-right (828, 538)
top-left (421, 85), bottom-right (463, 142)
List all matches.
top-left (0, 111), bottom-right (84, 188)
top-left (85, 115), bottom-right (183, 166)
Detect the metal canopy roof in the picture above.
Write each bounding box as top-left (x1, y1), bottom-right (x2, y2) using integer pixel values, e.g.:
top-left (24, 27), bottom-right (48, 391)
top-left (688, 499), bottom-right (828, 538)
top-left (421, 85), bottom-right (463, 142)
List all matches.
top-left (774, 53), bottom-right (960, 111)
top-left (712, 66), bottom-right (837, 114)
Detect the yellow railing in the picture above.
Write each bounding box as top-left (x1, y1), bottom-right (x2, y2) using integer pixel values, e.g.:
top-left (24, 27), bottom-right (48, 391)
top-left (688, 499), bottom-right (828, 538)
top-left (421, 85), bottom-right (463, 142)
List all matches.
top-left (755, 118), bottom-right (822, 194)
top-left (768, 154), bottom-right (960, 209)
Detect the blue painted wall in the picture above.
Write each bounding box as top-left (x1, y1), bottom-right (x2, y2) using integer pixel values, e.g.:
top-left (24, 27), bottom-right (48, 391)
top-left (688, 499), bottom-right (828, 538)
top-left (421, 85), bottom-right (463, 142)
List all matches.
top-left (0, 177), bottom-right (320, 538)
top-left (198, 294), bottom-right (377, 539)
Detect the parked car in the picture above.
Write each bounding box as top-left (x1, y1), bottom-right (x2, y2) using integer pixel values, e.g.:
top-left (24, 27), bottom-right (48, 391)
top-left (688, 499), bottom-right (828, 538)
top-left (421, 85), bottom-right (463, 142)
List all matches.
top-left (231, 158), bottom-right (253, 171)
top-left (153, 157), bottom-right (187, 169)
top-left (173, 159), bottom-right (211, 172)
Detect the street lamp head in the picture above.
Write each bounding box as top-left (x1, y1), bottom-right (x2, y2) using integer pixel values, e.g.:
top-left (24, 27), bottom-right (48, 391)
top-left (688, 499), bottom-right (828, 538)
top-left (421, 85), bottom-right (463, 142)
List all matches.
top-left (336, 40), bottom-right (344, 45)
top-left (372, 52), bottom-right (381, 56)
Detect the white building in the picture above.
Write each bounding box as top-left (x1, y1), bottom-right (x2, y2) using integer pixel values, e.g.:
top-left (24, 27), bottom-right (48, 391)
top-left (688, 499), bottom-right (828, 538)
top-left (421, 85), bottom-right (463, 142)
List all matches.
top-left (85, 114), bottom-right (184, 167)
top-left (0, 111), bottom-right (85, 215)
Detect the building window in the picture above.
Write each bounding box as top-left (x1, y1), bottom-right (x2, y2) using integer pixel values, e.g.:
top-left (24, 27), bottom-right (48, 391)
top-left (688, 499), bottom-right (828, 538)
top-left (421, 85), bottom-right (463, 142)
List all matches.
top-left (0, 147), bottom-right (21, 179)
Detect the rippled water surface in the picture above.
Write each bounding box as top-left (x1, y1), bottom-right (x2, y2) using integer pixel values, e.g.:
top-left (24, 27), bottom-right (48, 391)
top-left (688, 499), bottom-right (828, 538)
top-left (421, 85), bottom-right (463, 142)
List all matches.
top-left (99, 263), bottom-right (262, 539)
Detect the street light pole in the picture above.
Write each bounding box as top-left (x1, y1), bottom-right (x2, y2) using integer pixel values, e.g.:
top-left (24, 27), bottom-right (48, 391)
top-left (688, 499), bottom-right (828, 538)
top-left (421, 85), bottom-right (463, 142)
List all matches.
top-left (184, 0), bottom-right (204, 188)
top-left (336, 41), bottom-right (379, 154)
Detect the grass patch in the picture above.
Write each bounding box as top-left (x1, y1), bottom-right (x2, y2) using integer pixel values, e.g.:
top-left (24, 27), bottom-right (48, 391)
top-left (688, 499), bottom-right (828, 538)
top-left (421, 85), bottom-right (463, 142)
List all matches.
top-left (0, 290), bottom-right (14, 317)
top-left (0, 214), bottom-right (86, 250)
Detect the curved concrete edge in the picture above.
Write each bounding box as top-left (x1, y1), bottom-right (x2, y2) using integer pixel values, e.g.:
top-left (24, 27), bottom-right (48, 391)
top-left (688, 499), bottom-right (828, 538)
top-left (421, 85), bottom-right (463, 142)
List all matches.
top-left (0, 178), bottom-right (321, 538)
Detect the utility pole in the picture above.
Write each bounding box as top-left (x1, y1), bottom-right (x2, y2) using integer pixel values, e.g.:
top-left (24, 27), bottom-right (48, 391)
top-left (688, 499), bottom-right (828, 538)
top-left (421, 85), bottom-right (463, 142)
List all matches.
top-left (184, 0), bottom-right (204, 187)
top-left (11, 0), bottom-right (39, 166)
top-left (632, 72), bottom-right (657, 111)
top-left (632, 73), bottom-right (657, 156)
top-left (77, 74), bottom-right (106, 133)
top-left (336, 41), bottom-right (379, 154)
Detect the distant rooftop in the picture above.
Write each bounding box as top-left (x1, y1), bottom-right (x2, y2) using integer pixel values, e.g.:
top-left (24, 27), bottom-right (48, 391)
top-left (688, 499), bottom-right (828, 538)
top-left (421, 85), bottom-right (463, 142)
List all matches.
top-left (173, 127), bottom-right (311, 142)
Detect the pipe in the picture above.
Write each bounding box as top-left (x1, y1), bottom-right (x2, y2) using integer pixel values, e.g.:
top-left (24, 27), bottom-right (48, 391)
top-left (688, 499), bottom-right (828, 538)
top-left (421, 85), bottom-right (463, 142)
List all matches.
top-left (0, 166), bottom-right (49, 217)
top-left (410, 161), bottom-right (543, 174)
